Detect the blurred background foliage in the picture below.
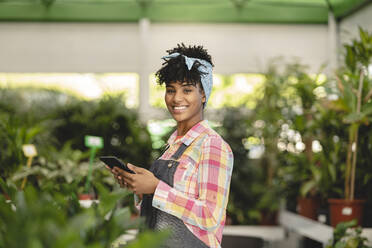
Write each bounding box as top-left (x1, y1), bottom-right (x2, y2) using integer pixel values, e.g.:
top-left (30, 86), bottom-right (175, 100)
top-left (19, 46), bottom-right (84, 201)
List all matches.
top-left (0, 178), bottom-right (169, 248)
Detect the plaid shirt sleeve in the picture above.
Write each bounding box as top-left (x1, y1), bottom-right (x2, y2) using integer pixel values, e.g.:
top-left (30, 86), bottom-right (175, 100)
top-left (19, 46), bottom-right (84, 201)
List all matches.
top-left (152, 135), bottom-right (233, 231)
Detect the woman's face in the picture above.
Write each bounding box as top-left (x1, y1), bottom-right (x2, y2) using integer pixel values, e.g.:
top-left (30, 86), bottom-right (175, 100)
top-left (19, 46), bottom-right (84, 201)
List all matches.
top-left (165, 81), bottom-right (206, 126)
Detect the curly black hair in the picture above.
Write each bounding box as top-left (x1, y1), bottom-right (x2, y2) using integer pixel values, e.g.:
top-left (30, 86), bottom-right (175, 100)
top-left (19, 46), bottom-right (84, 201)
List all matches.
top-left (155, 43), bottom-right (214, 87)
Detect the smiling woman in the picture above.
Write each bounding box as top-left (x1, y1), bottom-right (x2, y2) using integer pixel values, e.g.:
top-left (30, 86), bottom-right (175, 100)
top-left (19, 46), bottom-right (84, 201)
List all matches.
top-left (107, 44), bottom-right (234, 248)
top-left (164, 81), bottom-right (205, 133)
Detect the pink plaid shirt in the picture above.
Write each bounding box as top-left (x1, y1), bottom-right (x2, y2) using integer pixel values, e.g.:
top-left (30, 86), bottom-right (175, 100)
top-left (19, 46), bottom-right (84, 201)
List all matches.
top-left (152, 120), bottom-right (234, 248)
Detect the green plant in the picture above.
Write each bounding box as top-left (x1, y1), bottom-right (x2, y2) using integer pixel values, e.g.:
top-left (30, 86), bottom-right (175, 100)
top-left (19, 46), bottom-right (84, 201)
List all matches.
top-left (223, 61), bottom-right (318, 223)
top-left (0, 181), bottom-right (128, 247)
top-left (328, 27), bottom-right (372, 200)
top-left (284, 63), bottom-right (326, 199)
top-left (50, 94), bottom-right (153, 169)
top-left (0, 88), bottom-right (154, 182)
top-left (244, 60), bottom-right (303, 219)
top-left (0, 179), bottom-right (169, 248)
top-left (252, 61), bottom-right (290, 187)
top-left (9, 142), bottom-right (116, 195)
top-left (326, 219), bottom-right (372, 248)
top-left (216, 107), bottom-right (264, 224)
top-left (0, 114), bottom-right (41, 179)
top-left (0, 87), bottom-right (78, 180)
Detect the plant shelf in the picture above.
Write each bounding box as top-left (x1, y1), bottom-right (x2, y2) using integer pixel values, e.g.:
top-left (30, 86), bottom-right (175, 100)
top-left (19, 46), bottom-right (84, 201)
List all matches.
top-left (278, 210), bottom-right (372, 246)
top-left (223, 225), bottom-right (285, 242)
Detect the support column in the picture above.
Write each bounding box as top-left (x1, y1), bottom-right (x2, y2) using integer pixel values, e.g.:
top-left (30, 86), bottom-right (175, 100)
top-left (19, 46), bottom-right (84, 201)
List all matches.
top-left (327, 11), bottom-right (339, 76)
top-left (138, 18), bottom-right (151, 122)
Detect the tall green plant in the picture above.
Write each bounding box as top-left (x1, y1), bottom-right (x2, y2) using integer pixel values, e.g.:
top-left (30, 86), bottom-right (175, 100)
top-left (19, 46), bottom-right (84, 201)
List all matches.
top-left (330, 28), bottom-right (372, 201)
top-left (285, 63), bottom-right (335, 199)
top-left (252, 61), bottom-right (292, 186)
top-left (217, 107), bottom-right (263, 224)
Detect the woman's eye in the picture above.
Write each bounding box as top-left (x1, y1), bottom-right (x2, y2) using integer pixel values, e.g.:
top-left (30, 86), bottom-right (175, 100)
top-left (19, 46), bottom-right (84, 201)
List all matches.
top-left (184, 89), bottom-right (193, 93)
top-left (166, 89), bottom-right (175, 94)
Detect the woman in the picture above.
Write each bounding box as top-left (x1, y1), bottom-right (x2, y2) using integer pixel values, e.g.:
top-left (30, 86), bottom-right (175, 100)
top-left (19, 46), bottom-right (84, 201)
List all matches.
top-left (110, 44), bottom-right (233, 248)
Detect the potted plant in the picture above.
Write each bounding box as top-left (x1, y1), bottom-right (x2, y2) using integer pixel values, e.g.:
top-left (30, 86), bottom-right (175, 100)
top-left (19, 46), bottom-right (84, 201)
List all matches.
top-left (273, 61), bottom-right (330, 221)
top-left (248, 61), bottom-right (293, 225)
top-left (287, 62), bottom-right (326, 220)
top-left (327, 27), bottom-right (372, 227)
top-left (326, 219), bottom-right (372, 248)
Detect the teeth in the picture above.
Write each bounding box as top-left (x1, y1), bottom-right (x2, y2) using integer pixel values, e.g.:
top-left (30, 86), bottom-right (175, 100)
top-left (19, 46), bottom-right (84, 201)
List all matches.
top-left (174, 106), bottom-right (187, 110)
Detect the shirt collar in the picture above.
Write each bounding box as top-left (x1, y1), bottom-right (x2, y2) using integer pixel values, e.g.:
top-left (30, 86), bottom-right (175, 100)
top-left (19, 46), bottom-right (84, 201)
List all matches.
top-left (167, 120), bottom-right (209, 146)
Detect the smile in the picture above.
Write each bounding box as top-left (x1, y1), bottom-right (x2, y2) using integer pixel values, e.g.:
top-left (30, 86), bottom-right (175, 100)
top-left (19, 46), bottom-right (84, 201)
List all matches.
top-left (172, 106), bottom-right (188, 113)
top-left (174, 106), bottom-right (187, 110)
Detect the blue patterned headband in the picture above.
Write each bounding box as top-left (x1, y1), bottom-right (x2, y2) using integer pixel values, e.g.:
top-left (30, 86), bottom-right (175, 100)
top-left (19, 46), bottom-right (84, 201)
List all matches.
top-left (162, 52), bottom-right (213, 107)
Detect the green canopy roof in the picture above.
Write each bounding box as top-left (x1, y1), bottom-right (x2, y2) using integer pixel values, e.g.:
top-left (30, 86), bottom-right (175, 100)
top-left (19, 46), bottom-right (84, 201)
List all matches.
top-left (0, 0), bottom-right (370, 23)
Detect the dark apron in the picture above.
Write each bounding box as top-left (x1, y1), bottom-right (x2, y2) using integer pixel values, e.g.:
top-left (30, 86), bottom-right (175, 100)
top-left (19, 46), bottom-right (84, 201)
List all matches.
top-left (141, 143), bottom-right (210, 248)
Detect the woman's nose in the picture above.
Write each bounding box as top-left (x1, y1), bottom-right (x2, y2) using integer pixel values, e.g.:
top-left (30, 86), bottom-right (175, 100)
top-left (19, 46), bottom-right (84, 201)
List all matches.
top-left (173, 90), bottom-right (183, 103)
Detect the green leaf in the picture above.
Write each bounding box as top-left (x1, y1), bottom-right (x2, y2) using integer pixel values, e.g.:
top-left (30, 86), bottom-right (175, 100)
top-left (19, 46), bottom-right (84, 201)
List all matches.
top-left (96, 184), bottom-right (130, 217)
top-left (300, 180), bottom-right (316, 197)
top-left (364, 174), bottom-right (372, 185)
top-left (25, 126), bottom-right (42, 143)
top-left (359, 27), bottom-right (369, 46)
top-left (328, 163), bottom-right (336, 183)
top-left (126, 230), bottom-right (170, 248)
top-left (310, 166), bottom-right (321, 182)
top-left (335, 241), bottom-right (347, 248)
top-left (361, 101), bottom-right (372, 117)
top-left (345, 45), bottom-right (356, 72)
top-left (343, 112), bottom-right (366, 124)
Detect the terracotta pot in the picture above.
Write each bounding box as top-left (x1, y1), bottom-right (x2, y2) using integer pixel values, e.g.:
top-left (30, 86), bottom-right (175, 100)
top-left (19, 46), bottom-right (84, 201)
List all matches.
top-left (78, 193), bottom-right (95, 200)
top-left (297, 197), bottom-right (320, 220)
top-left (259, 209), bottom-right (278, 226)
top-left (130, 212), bottom-right (139, 220)
top-left (3, 193), bottom-right (10, 201)
top-left (328, 198), bottom-right (365, 227)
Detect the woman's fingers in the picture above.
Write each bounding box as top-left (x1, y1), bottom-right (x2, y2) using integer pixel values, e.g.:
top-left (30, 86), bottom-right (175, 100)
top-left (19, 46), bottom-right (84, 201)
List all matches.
top-left (110, 166), bottom-right (135, 190)
top-left (105, 165), bottom-right (115, 174)
top-left (114, 167), bottom-right (134, 182)
top-left (127, 163), bottom-right (145, 174)
top-left (127, 163), bottom-right (137, 172)
top-left (112, 167), bottom-right (128, 178)
top-left (111, 164), bottom-right (148, 194)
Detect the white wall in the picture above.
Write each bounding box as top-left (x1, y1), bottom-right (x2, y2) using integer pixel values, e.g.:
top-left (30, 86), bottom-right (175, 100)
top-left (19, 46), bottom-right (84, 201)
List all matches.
top-left (148, 23), bottom-right (329, 74)
top-left (339, 3), bottom-right (372, 45)
top-left (0, 23), bottom-right (140, 72)
top-left (0, 22), bottom-right (328, 74)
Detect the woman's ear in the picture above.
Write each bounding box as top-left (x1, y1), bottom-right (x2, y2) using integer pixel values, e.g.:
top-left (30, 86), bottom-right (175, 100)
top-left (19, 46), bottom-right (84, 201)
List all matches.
top-left (199, 84), bottom-right (206, 103)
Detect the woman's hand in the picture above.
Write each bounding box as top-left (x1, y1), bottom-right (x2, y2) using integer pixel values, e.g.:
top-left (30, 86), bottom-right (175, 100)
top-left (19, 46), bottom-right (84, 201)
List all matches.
top-left (105, 165), bottom-right (143, 200)
top-left (112, 163), bottom-right (159, 195)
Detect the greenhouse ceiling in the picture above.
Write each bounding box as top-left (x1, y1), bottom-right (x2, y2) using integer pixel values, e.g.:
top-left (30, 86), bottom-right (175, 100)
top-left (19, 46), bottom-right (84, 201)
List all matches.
top-left (0, 0), bottom-right (370, 23)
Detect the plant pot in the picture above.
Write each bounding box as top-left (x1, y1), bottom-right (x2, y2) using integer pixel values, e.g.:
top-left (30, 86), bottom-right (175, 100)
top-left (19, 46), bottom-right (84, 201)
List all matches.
top-left (2, 193), bottom-right (10, 201)
top-left (328, 198), bottom-right (365, 227)
top-left (130, 212), bottom-right (140, 220)
top-left (297, 196), bottom-right (320, 220)
top-left (78, 193), bottom-right (96, 200)
top-left (259, 209), bottom-right (278, 226)
top-left (78, 193), bottom-right (98, 208)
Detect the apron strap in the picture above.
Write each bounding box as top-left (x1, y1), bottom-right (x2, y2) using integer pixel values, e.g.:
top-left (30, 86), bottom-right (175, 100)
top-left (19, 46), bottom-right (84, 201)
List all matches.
top-left (170, 143), bottom-right (188, 160)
